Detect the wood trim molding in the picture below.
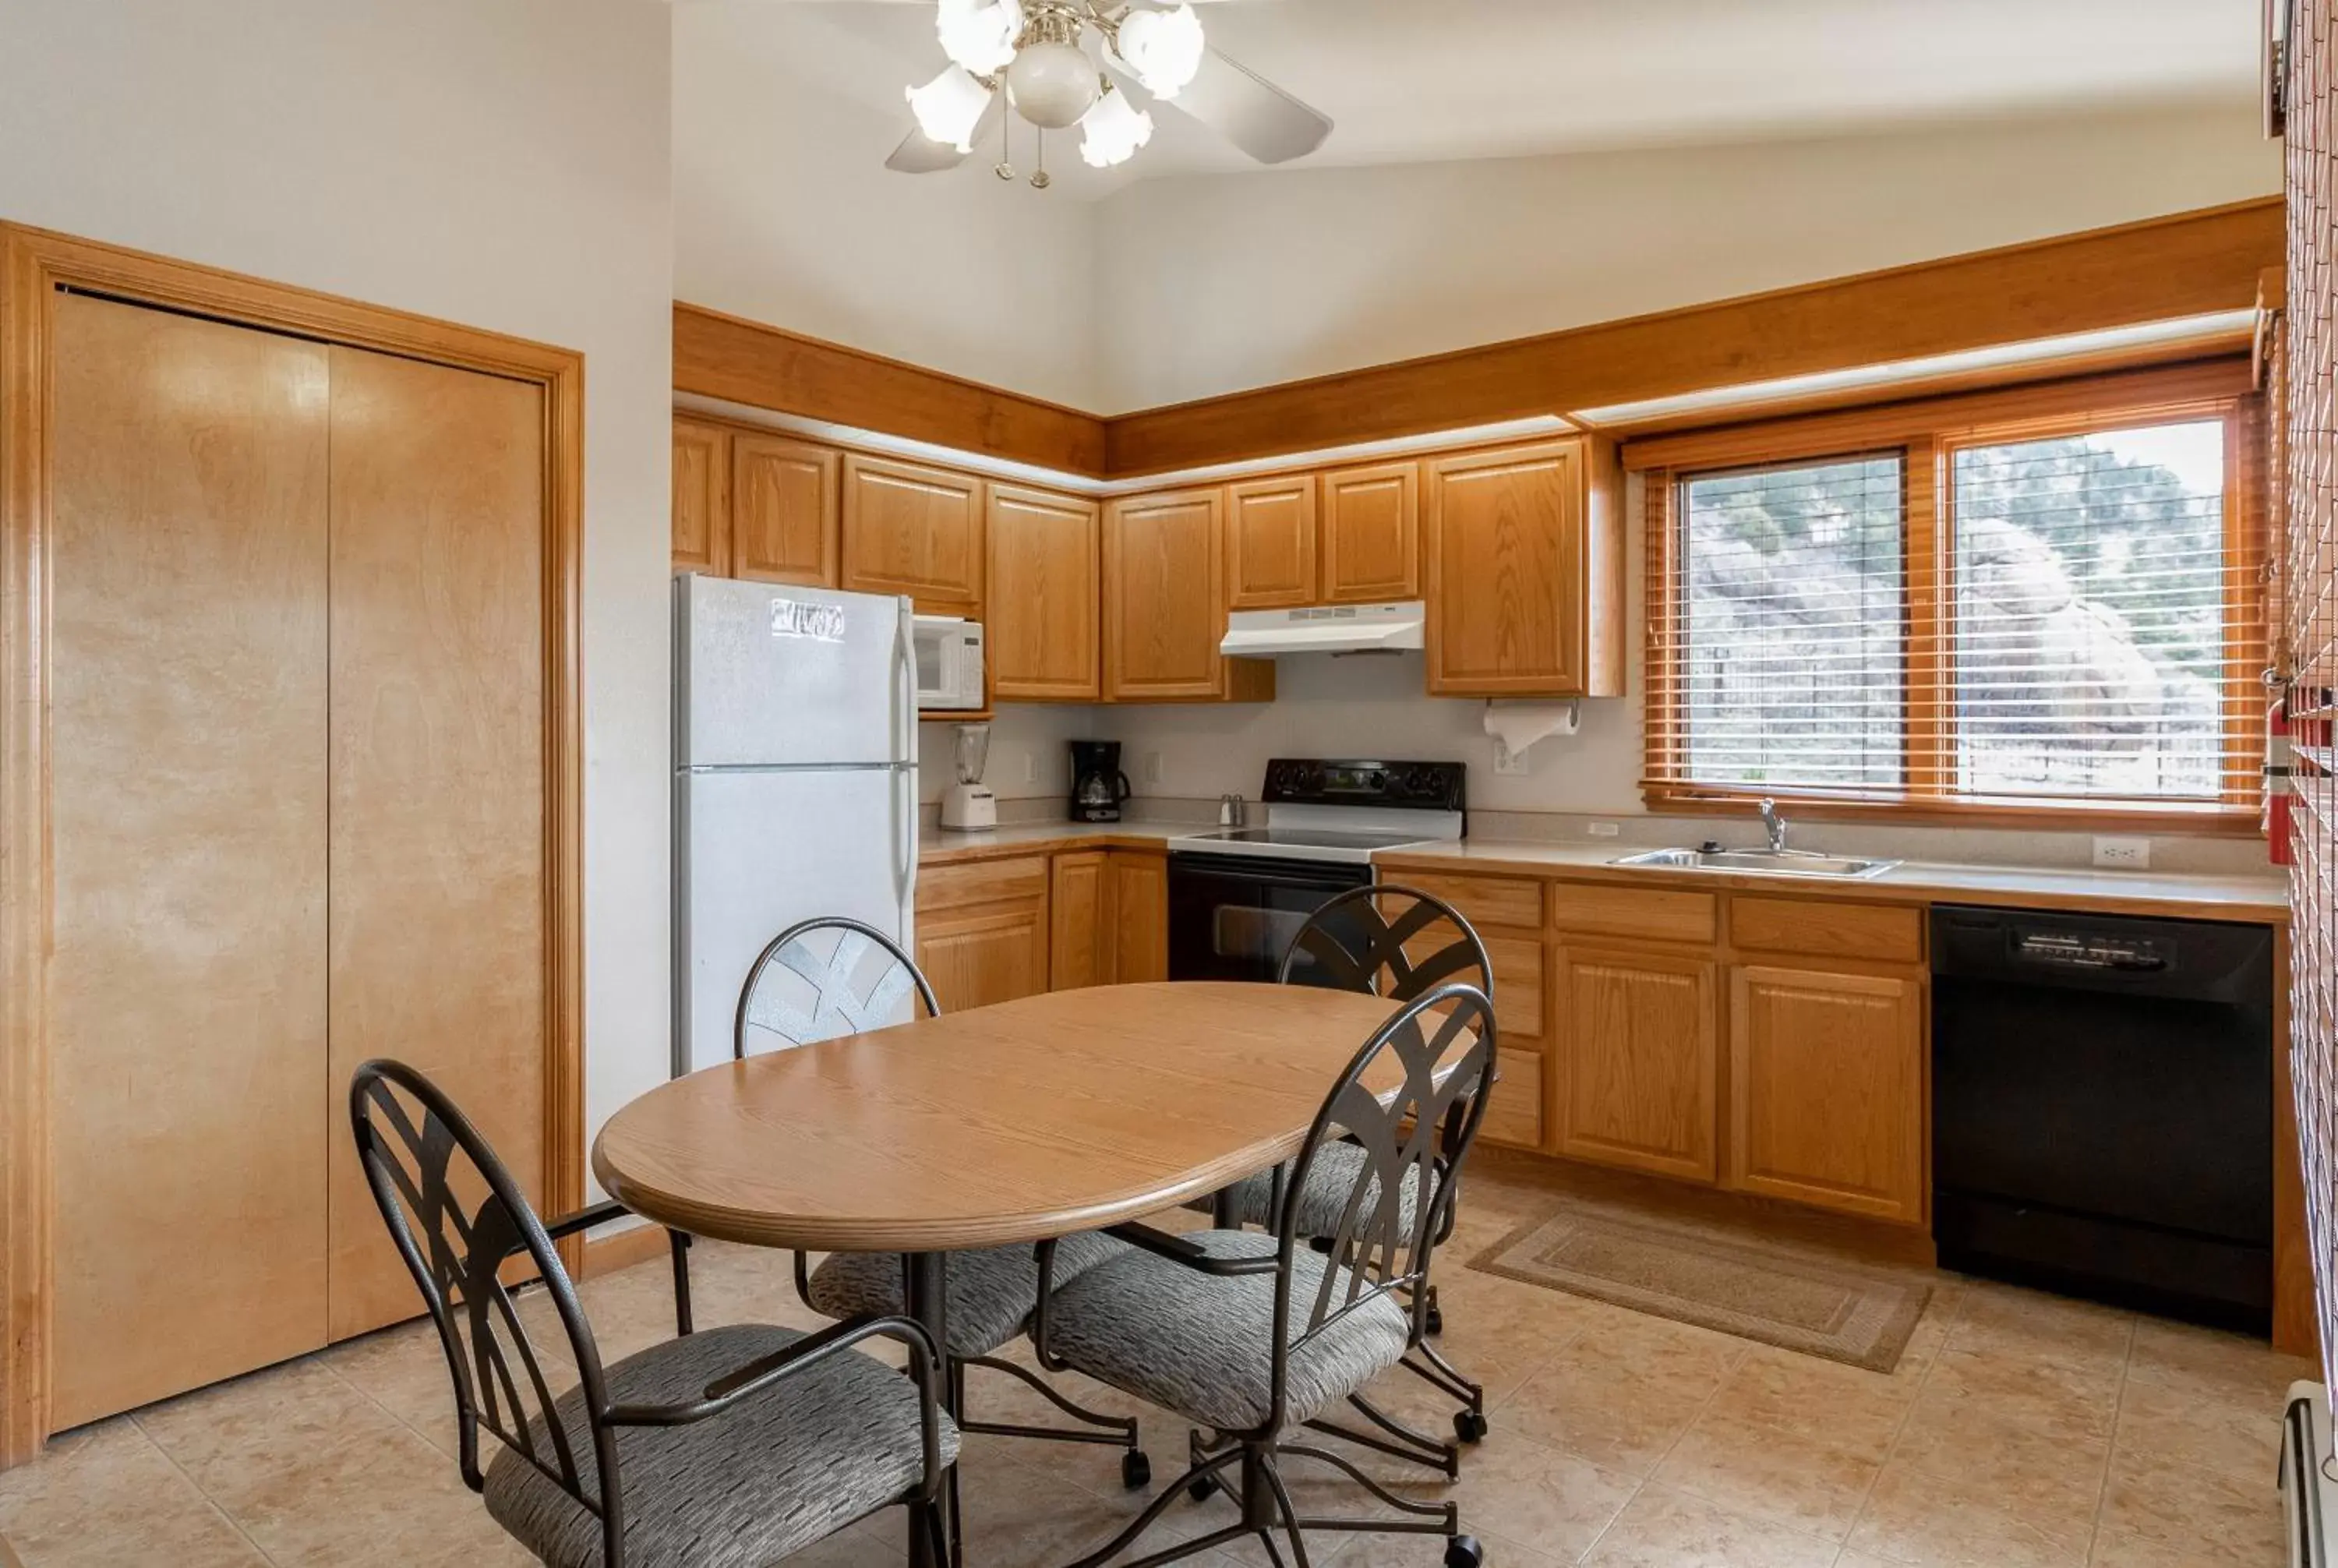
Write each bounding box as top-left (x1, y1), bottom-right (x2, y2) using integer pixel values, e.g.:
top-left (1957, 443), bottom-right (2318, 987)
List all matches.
top-left (673, 302), bottom-right (1107, 476)
top-left (0, 222), bottom-right (587, 1464)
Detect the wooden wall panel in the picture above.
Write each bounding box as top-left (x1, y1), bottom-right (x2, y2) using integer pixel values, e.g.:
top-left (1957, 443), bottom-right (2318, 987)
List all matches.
top-left (47, 295), bottom-right (333, 1429)
top-left (324, 347), bottom-right (547, 1340)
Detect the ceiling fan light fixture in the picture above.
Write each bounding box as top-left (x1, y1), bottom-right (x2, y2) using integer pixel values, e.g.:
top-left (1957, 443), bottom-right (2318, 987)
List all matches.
top-left (905, 64), bottom-right (994, 153)
top-left (934, 0), bottom-right (1023, 76)
top-left (1114, 3), bottom-right (1204, 100)
top-left (1079, 83), bottom-right (1153, 168)
top-left (1004, 35), bottom-right (1100, 129)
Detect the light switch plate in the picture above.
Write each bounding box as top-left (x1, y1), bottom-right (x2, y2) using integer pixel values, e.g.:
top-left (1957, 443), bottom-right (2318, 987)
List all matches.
top-left (1587, 821), bottom-right (1620, 838)
top-left (2093, 836), bottom-right (2151, 870)
top-left (1143, 750), bottom-right (1164, 786)
top-left (1022, 753), bottom-right (1037, 785)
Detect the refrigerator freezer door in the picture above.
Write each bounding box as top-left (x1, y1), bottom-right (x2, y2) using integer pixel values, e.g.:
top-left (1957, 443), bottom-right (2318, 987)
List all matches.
top-left (676, 576), bottom-right (913, 768)
top-left (674, 765), bottom-right (916, 1077)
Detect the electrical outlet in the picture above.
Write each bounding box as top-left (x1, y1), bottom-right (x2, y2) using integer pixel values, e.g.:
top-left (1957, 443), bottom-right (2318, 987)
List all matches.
top-left (1587, 821), bottom-right (1620, 839)
top-left (1492, 740), bottom-right (1530, 775)
top-left (2093, 836), bottom-right (2151, 871)
top-left (1143, 750), bottom-right (1164, 786)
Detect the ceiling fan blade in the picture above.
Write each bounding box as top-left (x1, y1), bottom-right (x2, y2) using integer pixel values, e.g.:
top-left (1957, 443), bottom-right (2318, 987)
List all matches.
top-left (1169, 47), bottom-right (1331, 165)
top-left (884, 94), bottom-right (1001, 174)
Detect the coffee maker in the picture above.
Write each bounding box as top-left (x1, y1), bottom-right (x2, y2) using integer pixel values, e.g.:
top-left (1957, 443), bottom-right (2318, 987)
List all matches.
top-left (1068, 740), bottom-right (1132, 823)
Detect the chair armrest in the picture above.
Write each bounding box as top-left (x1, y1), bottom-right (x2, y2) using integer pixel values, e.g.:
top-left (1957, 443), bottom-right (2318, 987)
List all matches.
top-left (1104, 1221), bottom-right (1280, 1277)
top-left (541, 1199), bottom-right (632, 1241)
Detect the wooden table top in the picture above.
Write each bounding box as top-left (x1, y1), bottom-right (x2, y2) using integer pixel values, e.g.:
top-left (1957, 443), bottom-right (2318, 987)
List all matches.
top-left (591, 982), bottom-right (1409, 1252)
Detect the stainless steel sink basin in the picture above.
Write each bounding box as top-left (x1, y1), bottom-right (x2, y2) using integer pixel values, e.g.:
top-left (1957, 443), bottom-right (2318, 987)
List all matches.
top-left (1611, 846), bottom-right (1902, 879)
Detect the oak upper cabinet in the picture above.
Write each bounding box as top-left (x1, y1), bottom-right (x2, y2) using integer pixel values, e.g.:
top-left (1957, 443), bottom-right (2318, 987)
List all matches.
top-left (1727, 966), bottom-right (1924, 1224)
top-left (1107, 850), bottom-right (1168, 984)
top-left (842, 454), bottom-right (984, 616)
top-left (1319, 461), bottom-right (1419, 604)
top-left (916, 855), bottom-right (1051, 1013)
top-left (731, 433), bottom-right (840, 587)
top-left (988, 483), bottom-right (1100, 701)
top-left (1423, 437), bottom-right (1623, 697)
top-left (1104, 486), bottom-right (1274, 704)
top-left (671, 416), bottom-right (731, 574)
top-left (1226, 475), bottom-right (1317, 609)
top-left (1553, 943), bottom-right (1719, 1182)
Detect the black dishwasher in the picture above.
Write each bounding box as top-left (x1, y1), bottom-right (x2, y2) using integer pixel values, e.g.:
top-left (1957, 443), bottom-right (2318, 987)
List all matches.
top-left (1931, 906), bottom-right (2275, 1332)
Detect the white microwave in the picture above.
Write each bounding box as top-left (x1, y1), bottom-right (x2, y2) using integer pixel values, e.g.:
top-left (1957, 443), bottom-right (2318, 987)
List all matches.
top-left (913, 615), bottom-right (985, 711)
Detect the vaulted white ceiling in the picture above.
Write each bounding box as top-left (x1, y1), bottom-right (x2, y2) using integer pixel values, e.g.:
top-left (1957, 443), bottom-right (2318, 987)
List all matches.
top-left (687, 0), bottom-right (2265, 197)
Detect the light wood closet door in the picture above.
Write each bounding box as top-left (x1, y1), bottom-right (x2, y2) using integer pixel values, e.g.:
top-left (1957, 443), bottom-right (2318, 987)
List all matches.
top-left (324, 347), bottom-right (547, 1339)
top-left (48, 295), bottom-right (333, 1429)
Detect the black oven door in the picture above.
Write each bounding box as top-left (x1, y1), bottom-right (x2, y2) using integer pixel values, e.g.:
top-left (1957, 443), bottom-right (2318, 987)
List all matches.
top-left (1167, 853), bottom-right (1373, 983)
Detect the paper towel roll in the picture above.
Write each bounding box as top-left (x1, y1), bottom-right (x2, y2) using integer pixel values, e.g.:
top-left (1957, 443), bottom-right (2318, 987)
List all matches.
top-left (1483, 700), bottom-right (1580, 758)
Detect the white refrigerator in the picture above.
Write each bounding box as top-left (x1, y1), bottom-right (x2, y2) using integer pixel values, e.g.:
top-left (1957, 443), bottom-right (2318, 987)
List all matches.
top-left (672, 574), bottom-right (919, 1076)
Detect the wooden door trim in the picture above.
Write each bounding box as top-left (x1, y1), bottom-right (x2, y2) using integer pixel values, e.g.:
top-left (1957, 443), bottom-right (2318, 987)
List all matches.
top-left (0, 223), bottom-right (586, 1463)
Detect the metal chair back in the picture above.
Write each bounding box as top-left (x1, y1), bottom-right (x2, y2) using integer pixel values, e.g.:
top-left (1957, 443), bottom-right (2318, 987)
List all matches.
top-left (348, 1060), bottom-right (622, 1543)
top-left (733, 916), bottom-right (940, 1058)
top-left (1277, 884), bottom-right (1493, 1005)
top-left (1273, 984), bottom-right (1494, 1386)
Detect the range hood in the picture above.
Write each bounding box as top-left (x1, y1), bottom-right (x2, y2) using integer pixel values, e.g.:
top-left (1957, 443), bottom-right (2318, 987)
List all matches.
top-left (1219, 601), bottom-right (1425, 657)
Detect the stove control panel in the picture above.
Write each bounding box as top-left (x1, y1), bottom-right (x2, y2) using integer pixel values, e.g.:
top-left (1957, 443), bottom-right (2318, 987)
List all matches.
top-left (1260, 758), bottom-right (1466, 812)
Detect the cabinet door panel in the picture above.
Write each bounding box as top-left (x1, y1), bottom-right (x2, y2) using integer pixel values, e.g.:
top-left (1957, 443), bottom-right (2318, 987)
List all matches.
top-left (1051, 852), bottom-right (1109, 991)
top-left (1728, 966), bottom-right (1924, 1224)
top-left (1108, 851), bottom-right (1169, 983)
top-left (842, 454), bottom-right (984, 614)
top-left (917, 905), bottom-right (1050, 1012)
top-left (1321, 461), bottom-right (1418, 603)
top-left (732, 433), bottom-right (839, 587)
top-left (672, 416), bottom-right (730, 574)
top-left (1104, 488), bottom-right (1229, 700)
top-left (989, 484), bottom-right (1100, 701)
top-left (1226, 475), bottom-right (1316, 609)
top-left (1555, 945), bottom-right (1717, 1181)
top-left (1424, 441), bottom-right (1583, 694)
top-left (1484, 1049), bottom-right (1546, 1150)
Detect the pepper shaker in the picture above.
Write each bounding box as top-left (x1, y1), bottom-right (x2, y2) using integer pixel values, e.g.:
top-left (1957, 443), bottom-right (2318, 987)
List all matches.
top-left (1218, 793), bottom-right (1248, 828)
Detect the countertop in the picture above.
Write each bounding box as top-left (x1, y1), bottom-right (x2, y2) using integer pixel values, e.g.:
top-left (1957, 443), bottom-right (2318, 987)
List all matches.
top-left (917, 823), bottom-right (2289, 923)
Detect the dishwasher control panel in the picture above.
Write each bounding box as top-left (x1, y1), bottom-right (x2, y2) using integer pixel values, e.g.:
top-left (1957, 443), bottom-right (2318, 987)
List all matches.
top-left (2012, 930), bottom-right (2171, 972)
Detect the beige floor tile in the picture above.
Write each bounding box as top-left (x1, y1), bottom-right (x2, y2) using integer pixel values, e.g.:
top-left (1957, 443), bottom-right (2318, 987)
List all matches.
top-left (2089, 1446), bottom-right (2287, 1567)
top-left (317, 1318), bottom-right (471, 1457)
top-left (1942, 1284), bottom-right (2134, 1378)
top-left (1889, 1367), bottom-right (2113, 1524)
top-left (2109, 1375), bottom-right (2284, 1489)
top-left (1651, 1405), bottom-right (1887, 1541)
top-left (132, 1354), bottom-right (400, 1486)
top-left (200, 1418), bottom-right (527, 1568)
top-left (0, 1418), bottom-right (263, 1568)
top-left (2123, 1319), bottom-right (2316, 1408)
top-left (1498, 1313), bottom-right (1746, 1478)
top-left (1581, 1482), bottom-right (1841, 1568)
top-left (1410, 1428), bottom-right (1635, 1559)
top-left (1844, 1460), bottom-right (2093, 1568)
top-left (1699, 1346), bottom-right (1919, 1449)
top-left (1907, 1347), bottom-right (2123, 1447)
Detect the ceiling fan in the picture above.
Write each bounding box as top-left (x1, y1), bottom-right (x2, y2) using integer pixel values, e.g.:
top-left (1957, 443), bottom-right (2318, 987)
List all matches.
top-left (885, 0), bottom-right (1333, 186)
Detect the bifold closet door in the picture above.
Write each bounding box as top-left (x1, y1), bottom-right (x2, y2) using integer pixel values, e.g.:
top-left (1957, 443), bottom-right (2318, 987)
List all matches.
top-left (322, 344), bottom-right (547, 1340)
top-left (48, 293), bottom-right (333, 1429)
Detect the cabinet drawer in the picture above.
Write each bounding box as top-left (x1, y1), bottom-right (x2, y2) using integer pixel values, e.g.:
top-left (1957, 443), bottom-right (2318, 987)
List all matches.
top-left (1484, 1048), bottom-right (1545, 1150)
top-left (1390, 871), bottom-right (1544, 931)
top-left (918, 855), bottom-right (1049, 913)
top-left (1549, 882), bottom-right (1716, 944)
top-left (1729, 897), bottom-right (1922, 964)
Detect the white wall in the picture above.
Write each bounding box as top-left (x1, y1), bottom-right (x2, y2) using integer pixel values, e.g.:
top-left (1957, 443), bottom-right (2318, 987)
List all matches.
top-left (919, 706), bottom-right (1102, 807)
top-left (1093, 104), bottom-right (2283, 411)
top-left (0, 0), bottom-right (677, 1168)
top-left (673, 2), bottom-right (1101, 410)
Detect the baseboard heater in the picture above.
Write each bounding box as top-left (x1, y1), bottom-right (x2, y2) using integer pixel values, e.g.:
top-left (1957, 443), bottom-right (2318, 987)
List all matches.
top-left (2285, 1382), bottom-right (2336, 1567)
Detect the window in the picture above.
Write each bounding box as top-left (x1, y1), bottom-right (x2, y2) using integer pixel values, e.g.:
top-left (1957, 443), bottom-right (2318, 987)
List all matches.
top-left (1642, 369), bottom-right (2264, 823)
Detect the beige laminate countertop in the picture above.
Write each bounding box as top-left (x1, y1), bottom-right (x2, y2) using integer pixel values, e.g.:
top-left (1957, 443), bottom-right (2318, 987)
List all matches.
top-left (1377, 839), bottom-right (2290, 925)
top-left (919, 821), bottom-right (1172, 866)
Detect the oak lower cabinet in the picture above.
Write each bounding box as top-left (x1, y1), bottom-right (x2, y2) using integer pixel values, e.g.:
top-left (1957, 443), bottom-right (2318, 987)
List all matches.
top-left (915, 856), bottom-right (1051, 1012)
top-left (1552, 944), bottom-right (1718, 1182)
top-left (1050, 852), bottom-right (1111, 990)
top-left (1728, 965), bottom-right (1925, 1224)
top-left (1104, 487), bottom-right (1274, 704)
top-left (1106, 851), bottom-right (1169, 984)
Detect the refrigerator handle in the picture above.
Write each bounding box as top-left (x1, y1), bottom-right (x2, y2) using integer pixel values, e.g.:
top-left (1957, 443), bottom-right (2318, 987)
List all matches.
top-left (892, 599), bottom-right (920, 933)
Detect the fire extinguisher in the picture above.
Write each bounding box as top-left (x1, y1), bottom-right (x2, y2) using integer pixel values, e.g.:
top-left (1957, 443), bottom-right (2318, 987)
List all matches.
top-left (2267, 683), bottom-right (2294, 867)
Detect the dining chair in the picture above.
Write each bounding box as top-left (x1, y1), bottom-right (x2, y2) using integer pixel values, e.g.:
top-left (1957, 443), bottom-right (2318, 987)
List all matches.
top-left (1029, 983), bottom-right (1497, 1568)
top-left (735, 916), bottom-right (1152, 1492)
top-left (348, 1058), bottom-right (954, 1567)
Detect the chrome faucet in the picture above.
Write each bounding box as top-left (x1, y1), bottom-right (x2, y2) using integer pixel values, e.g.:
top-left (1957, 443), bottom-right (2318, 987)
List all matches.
top-left (1759, 797), bottom-right (1788, 853)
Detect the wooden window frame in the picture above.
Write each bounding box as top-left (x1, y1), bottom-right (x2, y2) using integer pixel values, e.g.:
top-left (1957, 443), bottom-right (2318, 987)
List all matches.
top-left (1637, 359), bottom-right (2269, 833)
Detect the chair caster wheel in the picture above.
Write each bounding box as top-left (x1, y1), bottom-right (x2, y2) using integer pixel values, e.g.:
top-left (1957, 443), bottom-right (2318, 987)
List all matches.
top-left (1425, 1303), bottom-right (1445, 1335)
top-left (1445, 1535), bottom-right (1485, 1568)
top-left (1121, 1450), bottom-right (1152, 1489)
top-left (1453, 1408), bottom-right (1488, 1444)
top-left (1187, 1473), bottom-right (1220, 1503)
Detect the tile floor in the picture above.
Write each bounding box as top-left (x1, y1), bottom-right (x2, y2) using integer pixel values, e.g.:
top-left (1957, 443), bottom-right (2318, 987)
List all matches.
top-left (0, 1161), bottom-right (2307, 1567)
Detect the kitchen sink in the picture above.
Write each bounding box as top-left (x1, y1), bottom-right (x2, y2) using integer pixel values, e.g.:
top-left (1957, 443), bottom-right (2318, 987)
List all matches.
top-left (1612, 846), bottom-right (1902, 879)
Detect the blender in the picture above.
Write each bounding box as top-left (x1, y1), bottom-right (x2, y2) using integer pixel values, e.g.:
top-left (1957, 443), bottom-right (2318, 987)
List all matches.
top-left (939, 722), bottom-right (997, 831)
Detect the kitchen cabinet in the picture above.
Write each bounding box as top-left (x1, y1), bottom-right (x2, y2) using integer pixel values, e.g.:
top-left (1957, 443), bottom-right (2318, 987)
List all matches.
top-left (1107, 850), bottom-right (1169, 984)
top-left (671, 416), bottom-right (731, 574)
top-left (1393, 871), bottom-right (1549, 1149)
top-left (842, 454), bottom-right (984, 616)
top-left (1050, 851), bottom-right (1110, 991)
top-left (1226, 475), bottom-right (1317, 609)
top-left (1103, 487), bottom-right (1274, 705)
top-left (1553, 944), bottom-right (1718, 1182)
top-left (987, 483), bottom-right (1100, 701)
top-left (1729, 965), bottom-right (1925, 1224)
top-left (915, 855), bottom-right (1050, 1013)
top-left (1319, 460), bottom-right (1419, 603)
top-left (731, 432), bottom-right (839, 587)
top-left (1422, 436), bottom-right (1624, 697)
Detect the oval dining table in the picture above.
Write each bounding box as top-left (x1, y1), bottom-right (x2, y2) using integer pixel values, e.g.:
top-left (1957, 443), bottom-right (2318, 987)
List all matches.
top-left (592, 980), bottom-right (1416, 1568)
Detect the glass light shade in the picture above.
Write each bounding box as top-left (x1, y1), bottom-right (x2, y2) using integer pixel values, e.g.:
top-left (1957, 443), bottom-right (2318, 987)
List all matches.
top-left (1114, 3), bottom-right (1203, 100)
top-left (935, 0), bottom-right (1022, 76)
top-left (1004, 37), bottom-right (1100, 129)
top-left (905, 65), bottom-right (993, 153)
top-left (1079, 86), bottom-right (1153, 168)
